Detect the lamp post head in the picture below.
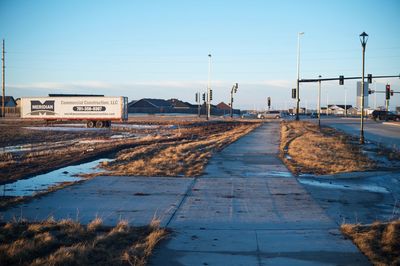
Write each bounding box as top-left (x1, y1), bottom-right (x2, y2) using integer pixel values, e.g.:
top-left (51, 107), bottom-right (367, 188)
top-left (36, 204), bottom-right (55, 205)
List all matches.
top-left (208, 54), bottom-right (212, 58)
top-left (359, 32), bottom-right (368, 48)
top-left (298, 32), bottom-right (304, 36)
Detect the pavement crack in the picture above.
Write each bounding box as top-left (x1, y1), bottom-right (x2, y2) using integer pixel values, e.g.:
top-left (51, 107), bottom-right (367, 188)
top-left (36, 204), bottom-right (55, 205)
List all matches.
top-left (165, 177), bottom-right (197, 227)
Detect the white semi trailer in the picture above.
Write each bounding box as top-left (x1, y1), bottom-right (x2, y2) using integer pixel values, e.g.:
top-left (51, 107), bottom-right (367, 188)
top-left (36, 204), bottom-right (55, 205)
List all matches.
top-left (20, 96), bottom-right (128, 128)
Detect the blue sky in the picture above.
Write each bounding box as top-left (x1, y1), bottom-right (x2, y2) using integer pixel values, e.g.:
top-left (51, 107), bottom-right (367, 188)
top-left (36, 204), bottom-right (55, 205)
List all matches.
top-left (1, 0), bottom-right (399, 110)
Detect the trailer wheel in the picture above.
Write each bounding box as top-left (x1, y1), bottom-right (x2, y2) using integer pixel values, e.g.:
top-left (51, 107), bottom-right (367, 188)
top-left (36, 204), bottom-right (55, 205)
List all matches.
top-left (95, 121), bottom-right (104, 128)
top-left (87, 121), bottom-right (95, 128)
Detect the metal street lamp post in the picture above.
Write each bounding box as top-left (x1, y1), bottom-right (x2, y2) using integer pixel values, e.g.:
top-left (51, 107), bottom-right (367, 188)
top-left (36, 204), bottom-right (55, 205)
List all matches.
top-left (359, 32), bottom-right (368, 144)
top-left (296, 32), bottom-right (304, 121)
top-left (318, 75), bottom-right (321, 127)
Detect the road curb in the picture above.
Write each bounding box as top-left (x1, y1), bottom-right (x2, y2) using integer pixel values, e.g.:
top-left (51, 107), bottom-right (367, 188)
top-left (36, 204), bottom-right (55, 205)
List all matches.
top-left (382, 122), bottom-right (400, 127)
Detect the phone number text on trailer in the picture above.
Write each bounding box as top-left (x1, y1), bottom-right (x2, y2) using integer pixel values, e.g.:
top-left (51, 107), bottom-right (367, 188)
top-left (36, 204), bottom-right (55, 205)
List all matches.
top-left (72, 106), bottom-right (107, 112)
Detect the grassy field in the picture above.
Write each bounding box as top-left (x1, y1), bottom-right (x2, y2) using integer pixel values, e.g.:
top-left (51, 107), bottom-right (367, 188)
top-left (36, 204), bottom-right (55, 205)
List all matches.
top-left (0, 218), bottom-right (167, 266)
top-left (0, 120), bottom-right (259, 184)
top-left (280, 121), bottom-right (375, 175)
top-left (341, 220), bottom-right (400, 265)
top-left (97, 122), bottom-right (259, 177)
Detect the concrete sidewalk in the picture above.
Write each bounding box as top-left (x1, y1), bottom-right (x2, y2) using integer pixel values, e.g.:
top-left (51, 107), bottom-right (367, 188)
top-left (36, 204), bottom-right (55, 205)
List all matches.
top-left (149, 123), bottom-right (369, 265)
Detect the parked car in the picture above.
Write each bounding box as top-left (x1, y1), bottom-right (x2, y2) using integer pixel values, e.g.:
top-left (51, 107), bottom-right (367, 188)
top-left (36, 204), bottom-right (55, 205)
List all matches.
top-left (241, 113), bottom-right (257, 119)
top-left (258, 111), bottom-right (282, 119)
top-left (369, 110), bottom-right (400, 121)
top-left (310, 112), bottom-right (318, 118)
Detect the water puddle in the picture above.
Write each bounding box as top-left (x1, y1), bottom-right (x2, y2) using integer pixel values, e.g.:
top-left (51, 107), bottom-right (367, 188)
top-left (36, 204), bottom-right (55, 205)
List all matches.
top-left (0, 159), bottom-right (111, 197)
top-left (298, 178), bottom-right (389, 194)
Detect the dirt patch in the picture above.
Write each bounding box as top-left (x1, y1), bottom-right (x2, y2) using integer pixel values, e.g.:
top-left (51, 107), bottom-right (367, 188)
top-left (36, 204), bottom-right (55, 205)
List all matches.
top-left (280, 121), bottom-right (375, 175)
top-left (0, 217), bottom-right (167, 266)
top-left (341, 220), bottom-right (400, 265)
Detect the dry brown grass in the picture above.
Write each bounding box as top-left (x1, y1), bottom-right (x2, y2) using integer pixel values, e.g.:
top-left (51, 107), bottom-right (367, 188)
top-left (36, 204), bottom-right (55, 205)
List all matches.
top-left (0, 217), bottom-right (167, 266)
top-left (341, 220), bottom-right (400, 265)
top-left (280, 121), bottom-right (375, 175)
top-left (99, 122), bottom-right (260, 177)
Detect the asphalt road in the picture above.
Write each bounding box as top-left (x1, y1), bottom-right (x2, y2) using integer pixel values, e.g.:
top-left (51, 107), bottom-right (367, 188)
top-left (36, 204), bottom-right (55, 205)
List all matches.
top-left (307, 117), bottom-right (400, 151)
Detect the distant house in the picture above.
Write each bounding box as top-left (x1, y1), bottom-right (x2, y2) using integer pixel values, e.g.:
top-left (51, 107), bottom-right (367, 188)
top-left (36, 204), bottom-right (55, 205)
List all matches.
top-left (216, 102), bottom-right (231, 111)
top-left (0, 96), bottom-right (18, 117)
top-left (328, 104), bottom-right (353, 115)
top-left (128, 98), bottom-right (172, 113)
top-left (0, 96), bottom-right (17, 107)
top-left (347, 107), bottom-right (359, 116)
top-left (167, 98), bottom-right (196, 109)
top-left (128, 98), bottom-right (241, 115)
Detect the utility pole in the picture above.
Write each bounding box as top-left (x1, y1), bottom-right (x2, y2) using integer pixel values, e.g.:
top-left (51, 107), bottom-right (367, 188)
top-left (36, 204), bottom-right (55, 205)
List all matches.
top-left (2, 39), bottom-right (5, 118)
top-left (207, 54), bottom-right (211, 120)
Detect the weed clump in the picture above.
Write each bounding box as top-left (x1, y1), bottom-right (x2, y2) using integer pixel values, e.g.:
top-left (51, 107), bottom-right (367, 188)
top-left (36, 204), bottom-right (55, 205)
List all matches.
top-left (341, 220), bottom-right (400, 265)
top-left (0, 218), bottom-right (167, 266)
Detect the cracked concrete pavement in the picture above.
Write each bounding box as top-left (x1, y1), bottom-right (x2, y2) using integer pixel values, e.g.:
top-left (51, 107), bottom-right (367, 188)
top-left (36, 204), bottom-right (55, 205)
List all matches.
top-left (149, 123), bottom-right (369, 265)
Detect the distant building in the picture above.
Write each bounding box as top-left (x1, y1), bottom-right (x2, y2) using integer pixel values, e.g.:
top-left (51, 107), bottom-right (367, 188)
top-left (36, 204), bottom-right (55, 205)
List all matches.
top-left (0, 96), bottom-right (17, 107)
top-left (0, 96), bottom-right (18, 117)
top-left (128, 98), bottom-right (172, 113)
top-left (356, 81), bottom-right (369, 108)
top-left (167, 98), bottom-right (196, 109)
top-left (328, 104), bottom-right (353, 115)
top-left (128, 98), bottom-right (240, 116)
top-left (216, 102), bottom-right (231, 111)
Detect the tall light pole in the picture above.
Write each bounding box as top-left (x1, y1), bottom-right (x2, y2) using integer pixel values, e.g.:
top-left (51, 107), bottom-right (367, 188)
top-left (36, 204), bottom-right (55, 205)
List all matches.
top-left (296, 32), bottom-right (304, 121)
top-left (207, 54), bottom-right (212, 120)
top-left (230, 83), bottom-right (238, 118)
top-left (373, 80), bottom-right (377, 109)
top-left (318, 75), bottom-right (321, 127)
top-left (2, 39), bottom-right (5, 118)
top-left (344, 86), bottom-right (347, 117)
top-left (359, 32), bottom-right (368, 144)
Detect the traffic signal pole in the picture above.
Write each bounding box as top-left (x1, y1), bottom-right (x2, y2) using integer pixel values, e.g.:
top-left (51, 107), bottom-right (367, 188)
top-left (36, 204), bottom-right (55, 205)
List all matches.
top-left (207, 54), bottom-right (211, 121)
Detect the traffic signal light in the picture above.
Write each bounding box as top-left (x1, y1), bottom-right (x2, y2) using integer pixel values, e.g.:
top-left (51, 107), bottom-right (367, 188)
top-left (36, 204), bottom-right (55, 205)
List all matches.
top-left (195, 93), bottom-right (198, 102)
top-left (291, 88), bottom-right (296, 99)
top-left (234, 83), bottom-right (238, 93)
top-left (202, 93), bottom-right (206, 101)
top-left (267, 97), bottom-right (271, 107)
top-left (368, 89), bottom-right (372, 95)
top-left (209, 90), bottom-right (213, 101)
top-left (386, 84), bottom-right (391, 100)
top-left (367, 74), bottom-right (372, 83)
top-left (339, 75), bottom-right (344, 85)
